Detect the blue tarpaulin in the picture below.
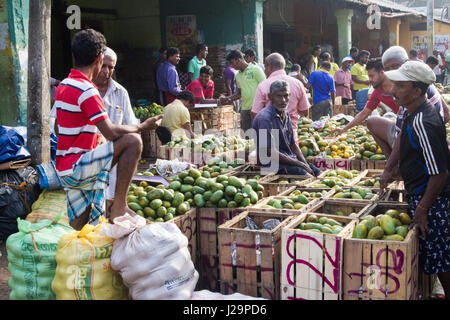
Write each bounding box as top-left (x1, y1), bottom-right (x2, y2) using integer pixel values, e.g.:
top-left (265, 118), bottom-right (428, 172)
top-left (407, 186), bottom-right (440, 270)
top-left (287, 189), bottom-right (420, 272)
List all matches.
top-left (0, 126), bottom-right (31, 164)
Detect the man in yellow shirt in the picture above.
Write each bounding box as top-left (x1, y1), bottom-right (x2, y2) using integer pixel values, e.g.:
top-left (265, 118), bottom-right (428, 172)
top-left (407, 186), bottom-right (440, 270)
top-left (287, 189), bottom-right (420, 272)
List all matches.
top-left (351, 50), bottom-right (370, 98)
top-left (319, 52), bottom-right (339, 77)
top-left (160, 91), bottom-right (195, 141)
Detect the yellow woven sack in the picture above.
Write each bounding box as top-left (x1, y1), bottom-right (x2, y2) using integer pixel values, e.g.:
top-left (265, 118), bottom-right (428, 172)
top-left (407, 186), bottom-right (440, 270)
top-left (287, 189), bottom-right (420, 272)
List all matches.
top-left (51, 217), bottom-right (129, 300)
top-left (26, 190), bottom-right (70, 224)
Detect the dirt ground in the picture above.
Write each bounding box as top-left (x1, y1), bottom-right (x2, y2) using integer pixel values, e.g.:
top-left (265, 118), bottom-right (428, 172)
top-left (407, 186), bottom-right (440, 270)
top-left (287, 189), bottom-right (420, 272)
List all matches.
top-left (0, 241), bottom-right (11, 300)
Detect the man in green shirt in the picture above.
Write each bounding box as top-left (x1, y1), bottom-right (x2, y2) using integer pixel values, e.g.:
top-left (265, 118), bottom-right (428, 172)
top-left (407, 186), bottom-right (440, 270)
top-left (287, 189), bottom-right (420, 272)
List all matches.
top-left (188, 43), bottom-right (208, 83)
top-left (223, 50), bottom-right (266, 133)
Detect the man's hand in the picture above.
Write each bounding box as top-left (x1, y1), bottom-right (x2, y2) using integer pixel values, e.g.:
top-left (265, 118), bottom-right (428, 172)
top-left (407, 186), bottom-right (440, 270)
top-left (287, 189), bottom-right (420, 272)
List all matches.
top-left (413, 205), bottom-right (429, 239)
top-left (378, 169), bottom-right (393, 195)
top-left (331, 127), bottom-right (345, 136)
top-left (297, 160), bottom-right (314, 175)
top-left (96, 134), bottom-right (107, 147)
top-left (140, 114), bottom-right (164, 131)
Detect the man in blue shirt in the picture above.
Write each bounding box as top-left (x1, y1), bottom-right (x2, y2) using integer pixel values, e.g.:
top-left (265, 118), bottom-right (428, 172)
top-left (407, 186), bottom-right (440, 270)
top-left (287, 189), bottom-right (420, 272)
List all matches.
top-left (252, 80), bottom-right (321, 177)
top-left (156, 47), bottom-right (182, 105)
top-left (306, 62), bottom-right (336, 121)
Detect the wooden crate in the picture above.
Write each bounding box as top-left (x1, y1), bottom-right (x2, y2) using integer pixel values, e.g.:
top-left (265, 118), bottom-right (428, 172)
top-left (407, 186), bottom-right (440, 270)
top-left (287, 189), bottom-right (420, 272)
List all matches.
top-left (342, 202), bottom-right (419, 300)
top-left (306, 199), bottom-right (373, 219)
top-left (279, 187), bottom-right (336, 199)
top-left (281, 213), bottom-right (357, 300)
top-left (380, 189), bottom-right (407, 203)
top-left (313, 157), bottom-right (354, 171)
top-left (333, 102), bottom-right (356, 117)
top-left (197, 207), bottom-right (246, 292)
top-left (172, 208), bottom-right (198, 269)
top-left (306, 169), bottom-right (367, 189)
top-left (258, 175), bottom-right (316, 197)
top-left (190, 105), bottom-right (236, 132)
top-left (218, 210), bottom-right (296, 299)
top-left (328, 187), bottom-right (381, 202)
top-left (141, 129), bottom-right (161, 159)
top-left (249, 196), bottom-right (321, 215)
top-left (350, 159), bottom-right (387, 171)
top-left (418, 272), bottom-right (438, 300)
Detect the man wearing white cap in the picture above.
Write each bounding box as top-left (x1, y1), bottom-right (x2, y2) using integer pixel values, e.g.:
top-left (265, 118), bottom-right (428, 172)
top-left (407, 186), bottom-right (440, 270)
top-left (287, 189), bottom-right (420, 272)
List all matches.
top-left (385, 61), bottom-right (450, 299)
top-left (333, 57), bottom-right (353, 105)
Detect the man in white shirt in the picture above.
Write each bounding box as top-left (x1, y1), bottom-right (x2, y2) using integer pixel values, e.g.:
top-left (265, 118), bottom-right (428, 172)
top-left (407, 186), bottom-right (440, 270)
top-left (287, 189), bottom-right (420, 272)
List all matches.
top-left (94, 47), bottom-right (139, 199)
top-left (51, 47), bottom-right (139, 199)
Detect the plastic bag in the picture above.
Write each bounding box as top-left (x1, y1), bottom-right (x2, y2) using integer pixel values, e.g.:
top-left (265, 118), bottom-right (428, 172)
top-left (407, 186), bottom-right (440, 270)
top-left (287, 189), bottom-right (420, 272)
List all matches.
top-left (51, 217), bottom-right (129, 300)
top-left (6, 212), bottom-right (74, 299)
top-left (105, 215), bottom-right (198, 300)
top-left (0, 167), bottom-right (41, 240)
top-left (0, 126), bottom-right (31, 163)
top-left (25, 190), bottom-right (69, 225)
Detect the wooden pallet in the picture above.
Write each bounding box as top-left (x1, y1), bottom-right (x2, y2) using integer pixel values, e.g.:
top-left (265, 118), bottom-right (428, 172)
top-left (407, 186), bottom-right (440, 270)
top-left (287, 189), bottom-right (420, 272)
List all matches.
top-left (342, 202), bottom-right (419, 300)
top-left (197, 207), bottom-right (246, 292)
top-left (333, 103), bottom-right (357, 117)
top-left (218, 210), bottom-right (296, 299)
top-left (280, 213), bottom-right (356, 300)
top-left (190, 105), bottom-right (236, 132)
top-left (306, 199), bottom-right (373, 219)
top-left (258, 175), bottom-right (316, 197)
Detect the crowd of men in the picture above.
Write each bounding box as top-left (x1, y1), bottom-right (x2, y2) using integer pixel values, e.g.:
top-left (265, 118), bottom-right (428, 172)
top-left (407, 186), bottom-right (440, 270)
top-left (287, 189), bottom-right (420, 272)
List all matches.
top-left (50, 28), bottom-right (449, 299)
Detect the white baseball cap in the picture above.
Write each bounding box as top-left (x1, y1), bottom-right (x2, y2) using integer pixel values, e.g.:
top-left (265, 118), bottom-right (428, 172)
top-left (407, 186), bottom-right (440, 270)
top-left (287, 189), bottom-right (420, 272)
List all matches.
top-left (385, 60), bottom-right (436, 84)
top-left (342, 57), bottom-right (353, 63)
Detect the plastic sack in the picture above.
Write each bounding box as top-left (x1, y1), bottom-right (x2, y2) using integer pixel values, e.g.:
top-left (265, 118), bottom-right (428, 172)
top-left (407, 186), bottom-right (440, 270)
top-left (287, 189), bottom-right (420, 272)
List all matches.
top-left (0, 126), bottom-right (31, 163)
top-left (0, 167), bottom-right (41, 240)
top-left (190, 290), bottom-right (266, 300)
top-left (51, 217), bottom-right (129, 300)
top-left (104, 215), bottom-right (198, 300)
top-left (25, 190), bottom-right (69, 225)
top-left (6, 212), bottom-right (74, 299)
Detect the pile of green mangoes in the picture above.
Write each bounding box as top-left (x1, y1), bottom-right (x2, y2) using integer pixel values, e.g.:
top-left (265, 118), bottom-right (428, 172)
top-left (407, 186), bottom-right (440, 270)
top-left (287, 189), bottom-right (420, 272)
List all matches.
top-left (309, 169), bottom-right (360, 188)
top-left (297, 214), bottom-right (345, 234)
top-left (289, 189), bottom-right (329, 199)
top-left (199, 157), bottom-right (246, 178)
top-left (259, 194), bottom-right (310, 210)
top-left (332, 186), bottom-right (377, 200)
top-left (355, 177), bottom-right (380, 188)
top-left (132, 102), bottom-right (164, 119)
top-left (352, 209), bottom-right (412, 241)
top-left (128, 167), bottom-right (265, 222)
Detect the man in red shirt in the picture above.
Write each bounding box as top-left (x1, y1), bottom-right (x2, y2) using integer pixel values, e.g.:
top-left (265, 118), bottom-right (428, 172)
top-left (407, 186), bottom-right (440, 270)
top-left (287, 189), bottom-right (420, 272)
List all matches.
top-left (186, 66), bottom-right (225, 105)
top-left (332, 59), bottom-right (399, 157)
top-left (55, 29), bottom-right (162, 230)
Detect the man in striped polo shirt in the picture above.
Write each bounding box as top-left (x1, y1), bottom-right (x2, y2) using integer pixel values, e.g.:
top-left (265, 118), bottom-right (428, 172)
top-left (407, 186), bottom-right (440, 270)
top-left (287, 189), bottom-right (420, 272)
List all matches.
top-left (54, 29), bottom-right (162, 230)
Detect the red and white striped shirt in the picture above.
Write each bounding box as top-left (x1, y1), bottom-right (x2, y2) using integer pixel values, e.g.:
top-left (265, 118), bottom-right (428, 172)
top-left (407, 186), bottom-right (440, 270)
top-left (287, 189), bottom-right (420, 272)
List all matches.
top-left (55, 69), bottom-right (109, 176)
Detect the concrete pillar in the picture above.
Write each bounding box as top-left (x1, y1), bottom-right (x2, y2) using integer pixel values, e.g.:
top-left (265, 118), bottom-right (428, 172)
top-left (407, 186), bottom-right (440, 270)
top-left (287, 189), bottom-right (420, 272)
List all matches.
top-left (385, 18), bottom-right (401, 47)
top-left (27, 0), bottom-right (51, 165)
top-left (241, 0), bottom-right (265, 64)
top-left (7, 0), bottom-right (29, 126)
top-left (335, 9), bottom-right (354, 64)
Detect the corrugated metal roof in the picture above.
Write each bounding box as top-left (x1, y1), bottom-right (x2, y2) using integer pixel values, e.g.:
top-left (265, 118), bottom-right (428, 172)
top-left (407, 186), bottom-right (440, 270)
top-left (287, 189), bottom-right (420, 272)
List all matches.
top-left (345, 0), bottom-right (450, 24)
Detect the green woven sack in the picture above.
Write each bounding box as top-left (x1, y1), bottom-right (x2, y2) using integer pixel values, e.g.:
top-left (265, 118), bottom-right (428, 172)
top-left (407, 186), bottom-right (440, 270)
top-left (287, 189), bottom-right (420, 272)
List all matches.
top-left (6, 211), bottom-right (73, 300)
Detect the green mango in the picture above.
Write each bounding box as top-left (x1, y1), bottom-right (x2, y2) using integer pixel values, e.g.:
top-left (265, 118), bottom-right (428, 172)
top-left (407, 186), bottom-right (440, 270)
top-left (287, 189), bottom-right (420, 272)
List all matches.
top-left (352, 223), bottom-right (368, 239)
top-left (225, 186), bottom-right (238, 197)
top-left (367, 226), bottom-right (384, 240)
top-left (184, 191), bottom-right (193, 200)
top-left (189, 168), bottom-right (202, 179)
top-left (307, 214), bottom-right (319, 223)
top-left (298, 223), bottom-right (306, 230)
top-left (385, 209), bottom-right (399, 219)
top-left (399, 212), bottom-right (412, 225)
top-left (395, 225), bottom-right (408, 238)
top-left (234, 193), bottom-right (244, 204)
top-left (249, 190), bottom-right (259, 204)
top-left (150, 199), bottom-right (163, 210)
top-left (304, 223), bottom-right (323, 231)
top-left (192, 186), bottom-right (206, 195)
top-left (318, 217), bottom-right (328, 225)
top-left (195, 177), bottom-right (209, 189)
top-left (210, 190), bottom-right (224, 203)
top-left (326, 218), bottom-right (343, 227)
top-left (180, 184), bottom-right (194, 194)
top-left (172, 192), bottom-right (185, 207)
top-left (361, 215), bottom-right (376, 231)
top-left (210, 182), bottom-right (224, 192)
top-left (380, 215), bottom-right (396, 235)
top-left (351, 192), bottom-right (363, 200)
top-left (147, 188), bottom-right (164, 200)
top-left (228, 176), bottom-right (245, 189)
top-left (240, 198), bottom-right (251, 207)
top-left (296, 194), bottom-right (309, 205)
top-left (177, 202), bottom-right (189, 215)
top-left (320, 226), bottom-right (333, 234)
top-left (183, 176), bottom-right (195, 185)
top-left (194, 194), bottom-right (205, 207)
top-left (157, 206), bottom-right (167, 218)
top-left (227, 201), bottom-right (238, 208)
top-left (271, 200), bottom-right (283, 209)
top-left (203, 190), bottom-right (213, 201)
top-left (382, 234), bottom-right (404, 241)
top-left (129, 202), bottom-right (143, 212)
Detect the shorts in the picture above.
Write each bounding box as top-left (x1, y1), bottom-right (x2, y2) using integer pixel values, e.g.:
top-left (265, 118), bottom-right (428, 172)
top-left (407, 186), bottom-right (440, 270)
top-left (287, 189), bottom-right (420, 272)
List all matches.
top-left (386, 119), bottom-right (397, 148)
top-left (408, 194), bottom-right (450, 275)
top-left (59, 142), bottom-right (114, 223)
top-left (311, 99), bottom-right (332, 121)
top-left (277, 162), bottom-right (321, 176)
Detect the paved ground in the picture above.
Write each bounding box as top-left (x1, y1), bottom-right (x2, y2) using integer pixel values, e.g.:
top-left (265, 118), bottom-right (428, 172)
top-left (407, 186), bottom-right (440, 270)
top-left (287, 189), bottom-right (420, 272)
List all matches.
top-left (0, 241), bottom-right (11, 300)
